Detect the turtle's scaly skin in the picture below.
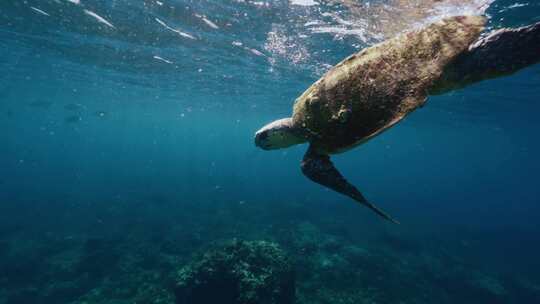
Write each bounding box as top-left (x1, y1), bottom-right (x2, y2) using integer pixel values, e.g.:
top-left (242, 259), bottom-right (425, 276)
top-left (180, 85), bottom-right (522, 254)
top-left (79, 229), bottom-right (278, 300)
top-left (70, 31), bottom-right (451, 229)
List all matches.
top-left (292, 16), bottom-right (485, 154)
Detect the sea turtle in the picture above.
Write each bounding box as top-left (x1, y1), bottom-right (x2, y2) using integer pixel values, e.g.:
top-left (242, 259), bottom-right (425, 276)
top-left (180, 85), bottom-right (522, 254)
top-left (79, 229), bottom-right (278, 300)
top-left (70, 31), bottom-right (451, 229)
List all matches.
top-left (254, 15), bottom-right (540, 223)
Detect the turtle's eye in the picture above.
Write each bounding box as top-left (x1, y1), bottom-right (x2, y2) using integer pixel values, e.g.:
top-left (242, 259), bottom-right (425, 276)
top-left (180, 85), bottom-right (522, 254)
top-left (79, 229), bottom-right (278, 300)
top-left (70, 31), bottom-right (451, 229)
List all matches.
top-left (258, 131), bottom-right (269, 141)
top-left (254, 130), bottom-right (271, 149)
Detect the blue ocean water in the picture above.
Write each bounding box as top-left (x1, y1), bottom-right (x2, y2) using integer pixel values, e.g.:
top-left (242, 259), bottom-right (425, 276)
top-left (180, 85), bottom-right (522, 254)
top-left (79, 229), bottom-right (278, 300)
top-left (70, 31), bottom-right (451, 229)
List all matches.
top-left (1, 1), bottom-right (540, 303)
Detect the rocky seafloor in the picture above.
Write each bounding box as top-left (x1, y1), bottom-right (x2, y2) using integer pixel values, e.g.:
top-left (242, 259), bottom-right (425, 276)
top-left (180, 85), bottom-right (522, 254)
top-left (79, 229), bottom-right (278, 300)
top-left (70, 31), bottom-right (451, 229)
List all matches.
top-left (1, 198), bottom-right (539, 304)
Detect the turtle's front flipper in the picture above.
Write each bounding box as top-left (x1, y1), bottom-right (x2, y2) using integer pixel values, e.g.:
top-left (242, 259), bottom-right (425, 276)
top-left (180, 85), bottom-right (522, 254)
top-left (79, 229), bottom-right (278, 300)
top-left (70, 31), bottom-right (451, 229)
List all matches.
top-left (301, 146), bottom-right (400, 224)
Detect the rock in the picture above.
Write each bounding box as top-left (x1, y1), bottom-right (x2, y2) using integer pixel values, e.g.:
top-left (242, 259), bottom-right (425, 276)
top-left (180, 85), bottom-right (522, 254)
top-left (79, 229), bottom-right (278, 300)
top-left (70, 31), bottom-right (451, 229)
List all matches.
top-left (76, 238), bottom-right (120, 279)
top-left (174, 239), bottom-right (295, 304)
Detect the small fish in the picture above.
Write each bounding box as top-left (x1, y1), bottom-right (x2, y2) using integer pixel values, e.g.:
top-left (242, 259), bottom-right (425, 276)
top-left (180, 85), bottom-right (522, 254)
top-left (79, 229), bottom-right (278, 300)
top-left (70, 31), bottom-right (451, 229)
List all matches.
top-left (95, 111), bottom-right (107, 118)
top-left (65, 115), bottom-right (82, 123)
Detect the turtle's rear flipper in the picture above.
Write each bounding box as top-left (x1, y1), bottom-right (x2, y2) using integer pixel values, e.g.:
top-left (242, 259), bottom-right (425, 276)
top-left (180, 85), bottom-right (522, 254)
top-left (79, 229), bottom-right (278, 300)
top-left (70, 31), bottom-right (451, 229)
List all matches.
top-left (433, 21), bottom-right (540, 94)
top-left (301, 146), bottom-right (400, 224)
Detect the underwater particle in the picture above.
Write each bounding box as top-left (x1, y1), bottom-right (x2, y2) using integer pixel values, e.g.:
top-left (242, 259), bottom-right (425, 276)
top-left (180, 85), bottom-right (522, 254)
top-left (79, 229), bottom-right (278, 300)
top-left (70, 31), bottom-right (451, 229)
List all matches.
top-left (250, 48), bottom-right (265, 56)
top-left (195, 14), bottom-right (219, 29)
top-left (153, 55), bottom-right (173, 64)
top-left (203, 18), bottom-right (219, 29)
top-left (30, 7), bottom-right (50, 16)
top-left (155, 18), bottom-right (196, 40)
top-left (264, 25), bottom-right (310, 65)
top-left (290, 0), bottom-right (318, 6)
top-left (84, 9), bottom-right (115, 29)
top-left (174, 239), bottom-right (295, 304)
top-left (95, 111), bottom-right (107, 118)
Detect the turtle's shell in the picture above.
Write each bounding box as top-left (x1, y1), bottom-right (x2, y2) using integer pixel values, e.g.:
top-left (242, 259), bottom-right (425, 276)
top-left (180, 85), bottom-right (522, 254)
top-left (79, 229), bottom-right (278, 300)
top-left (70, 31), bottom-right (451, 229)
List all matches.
top-left (292, 16), bottom-right (485, 154)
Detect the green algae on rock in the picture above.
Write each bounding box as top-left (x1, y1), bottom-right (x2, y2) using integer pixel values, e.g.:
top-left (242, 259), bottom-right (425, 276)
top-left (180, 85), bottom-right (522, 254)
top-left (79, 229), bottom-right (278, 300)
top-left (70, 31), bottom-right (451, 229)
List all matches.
top-left (174, 239), bottom-right (295, 304)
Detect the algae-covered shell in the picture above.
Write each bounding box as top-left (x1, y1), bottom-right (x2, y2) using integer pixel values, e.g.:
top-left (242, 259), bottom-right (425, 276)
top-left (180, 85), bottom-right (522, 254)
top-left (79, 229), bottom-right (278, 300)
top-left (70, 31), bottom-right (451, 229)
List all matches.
top-left (292, 15), bottom-right (485, 154)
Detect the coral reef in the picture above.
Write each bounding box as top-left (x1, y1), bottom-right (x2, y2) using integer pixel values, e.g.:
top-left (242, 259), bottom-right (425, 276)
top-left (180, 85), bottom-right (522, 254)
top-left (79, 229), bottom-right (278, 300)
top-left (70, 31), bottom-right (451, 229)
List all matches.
top-left (0, 200), bottom-right (540, 304)
top-left (174, 239), bottom-right (295, 304)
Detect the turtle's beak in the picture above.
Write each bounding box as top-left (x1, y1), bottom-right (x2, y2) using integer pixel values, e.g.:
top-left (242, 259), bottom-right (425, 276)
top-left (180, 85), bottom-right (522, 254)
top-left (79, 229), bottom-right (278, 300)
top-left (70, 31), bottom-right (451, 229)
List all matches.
top-left (254, 129), bottom-right (272, 150)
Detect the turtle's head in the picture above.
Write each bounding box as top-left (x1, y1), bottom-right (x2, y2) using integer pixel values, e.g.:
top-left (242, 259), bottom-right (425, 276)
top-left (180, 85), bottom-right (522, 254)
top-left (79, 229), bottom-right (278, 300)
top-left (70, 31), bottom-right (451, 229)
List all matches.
top-left (255, 118), bottom-right (306, 150)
